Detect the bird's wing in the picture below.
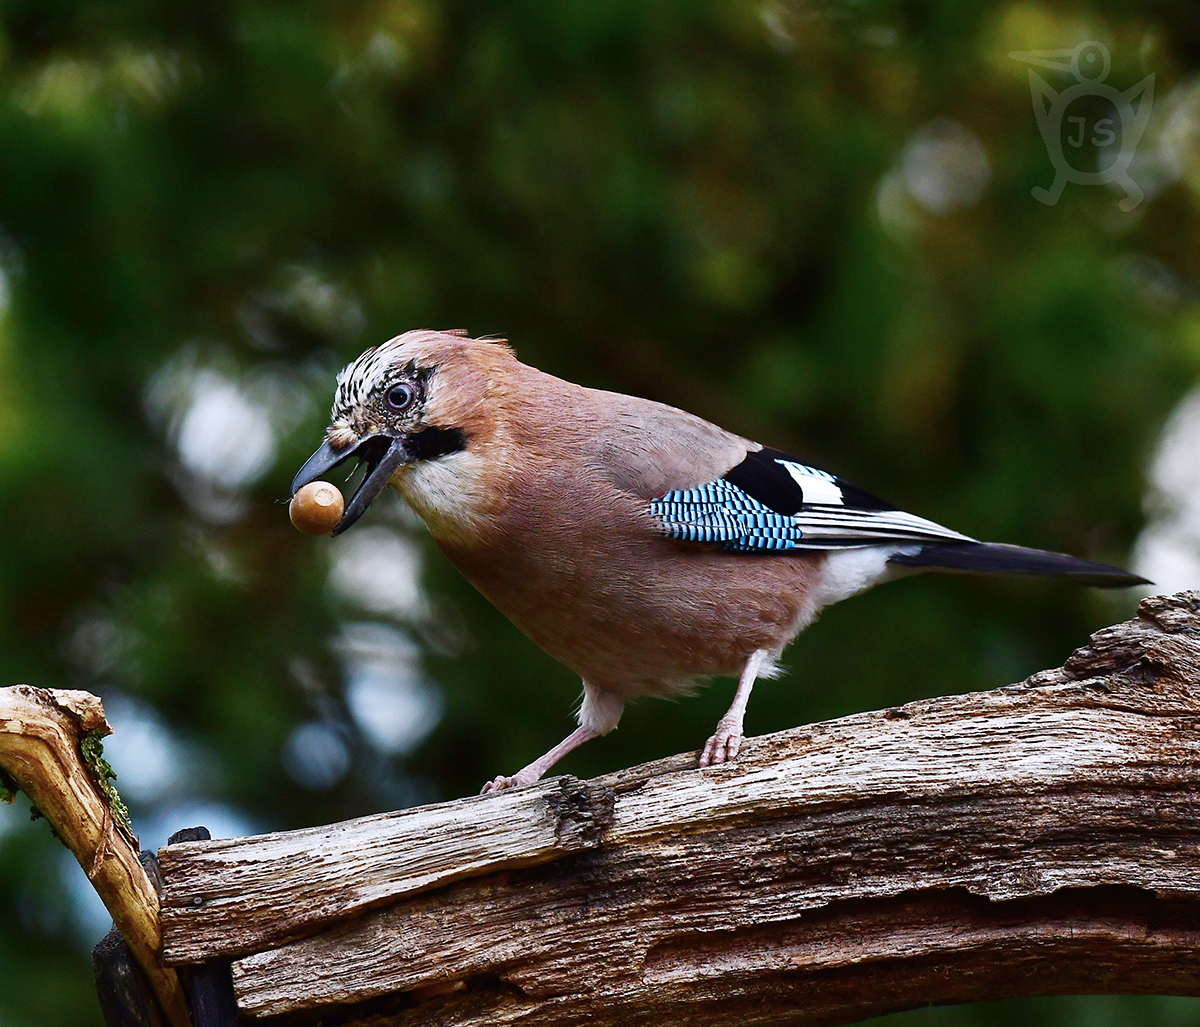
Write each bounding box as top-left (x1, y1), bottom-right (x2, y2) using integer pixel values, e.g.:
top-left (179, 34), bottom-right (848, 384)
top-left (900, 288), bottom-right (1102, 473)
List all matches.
top-left (578, 390), bottom-right (756, 499)
top-left (647, 447), bottom-right (974, 551)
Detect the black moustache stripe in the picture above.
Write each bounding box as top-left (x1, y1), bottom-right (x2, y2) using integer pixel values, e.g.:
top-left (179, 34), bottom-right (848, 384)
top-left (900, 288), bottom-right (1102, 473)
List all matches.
top-left (406, 426), bottom-right (467, 460)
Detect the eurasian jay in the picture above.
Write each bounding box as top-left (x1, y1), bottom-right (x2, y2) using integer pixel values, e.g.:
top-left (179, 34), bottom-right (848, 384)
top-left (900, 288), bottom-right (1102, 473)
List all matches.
top-left (292, 329), bottom-right (1147, 793)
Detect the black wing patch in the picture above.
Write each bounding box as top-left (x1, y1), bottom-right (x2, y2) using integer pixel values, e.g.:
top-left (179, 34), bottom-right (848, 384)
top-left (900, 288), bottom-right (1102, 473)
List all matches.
top-left (723, 448), bottom-right (893, 513)
top-left (648, 448), bottom-right (974, 552)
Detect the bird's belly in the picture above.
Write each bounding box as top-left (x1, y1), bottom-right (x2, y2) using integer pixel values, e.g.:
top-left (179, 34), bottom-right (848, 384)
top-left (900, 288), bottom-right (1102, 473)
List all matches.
top-left (438, 534), bottom-right (826, 695)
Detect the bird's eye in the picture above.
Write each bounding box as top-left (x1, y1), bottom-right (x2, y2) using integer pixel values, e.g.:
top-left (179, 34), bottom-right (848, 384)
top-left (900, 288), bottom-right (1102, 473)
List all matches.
top-left (385, 383), bottom-right (415, 412)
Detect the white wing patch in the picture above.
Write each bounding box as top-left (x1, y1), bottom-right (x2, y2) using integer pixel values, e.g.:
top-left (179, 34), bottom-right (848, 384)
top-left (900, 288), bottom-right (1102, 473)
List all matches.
top-left (777, 460), bottom-right (844, 505)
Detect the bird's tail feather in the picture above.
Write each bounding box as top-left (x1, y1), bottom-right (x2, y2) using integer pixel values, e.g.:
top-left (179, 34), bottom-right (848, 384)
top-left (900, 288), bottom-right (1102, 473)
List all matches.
top-left (886, 542), bottom-right (1149, 588)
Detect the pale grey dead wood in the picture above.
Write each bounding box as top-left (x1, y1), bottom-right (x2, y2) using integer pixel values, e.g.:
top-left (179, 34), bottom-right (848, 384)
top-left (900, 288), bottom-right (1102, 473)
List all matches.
top-left (159, 774), bottom-right (611, 963)
top-left (157, 592), bottom-right (1200, 1027)
top-left (0, 686), bottom-right (192, 1027)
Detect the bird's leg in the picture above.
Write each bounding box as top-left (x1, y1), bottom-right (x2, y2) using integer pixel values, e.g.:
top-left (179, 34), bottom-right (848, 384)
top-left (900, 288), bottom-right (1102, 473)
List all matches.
top-left (481, 724), bottom-right (599, 794)
top-left (699, 649), bottom-right (769, 768)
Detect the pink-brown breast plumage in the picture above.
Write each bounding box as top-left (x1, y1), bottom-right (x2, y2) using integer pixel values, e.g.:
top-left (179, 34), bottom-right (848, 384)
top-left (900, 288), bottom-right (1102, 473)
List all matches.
top-left (391, 350), bottom-right (826, 700)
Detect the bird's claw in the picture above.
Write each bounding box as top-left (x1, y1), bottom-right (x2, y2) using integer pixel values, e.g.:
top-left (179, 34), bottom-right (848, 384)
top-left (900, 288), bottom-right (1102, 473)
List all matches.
top-left (698, 720), bottom-right (743, 768)
top-left (481, 774), bottom-right (517, 794)
top-left (481, 769), bottom-right (542, 794)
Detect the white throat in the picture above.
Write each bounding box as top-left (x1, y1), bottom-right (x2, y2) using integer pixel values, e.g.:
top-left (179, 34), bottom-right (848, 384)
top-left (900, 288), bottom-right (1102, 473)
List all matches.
top-left (392, 449), bottom-right (497, 545)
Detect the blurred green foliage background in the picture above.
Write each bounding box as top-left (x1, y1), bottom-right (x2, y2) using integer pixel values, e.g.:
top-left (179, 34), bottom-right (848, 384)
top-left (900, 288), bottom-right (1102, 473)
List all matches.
top-left (1, 1), bottom-right (1199, 1024)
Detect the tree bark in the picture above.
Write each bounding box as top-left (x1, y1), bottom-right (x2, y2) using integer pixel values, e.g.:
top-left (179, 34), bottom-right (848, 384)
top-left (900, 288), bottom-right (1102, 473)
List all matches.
top-left (158, 773), bottom-right (608, 963)
top-left (149, 592), bottom-right (1200, 1027)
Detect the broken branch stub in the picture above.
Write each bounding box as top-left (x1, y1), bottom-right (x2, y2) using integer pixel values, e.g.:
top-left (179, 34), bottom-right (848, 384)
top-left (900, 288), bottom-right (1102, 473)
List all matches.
top-left (0, 685), bottom-right (192, 1027)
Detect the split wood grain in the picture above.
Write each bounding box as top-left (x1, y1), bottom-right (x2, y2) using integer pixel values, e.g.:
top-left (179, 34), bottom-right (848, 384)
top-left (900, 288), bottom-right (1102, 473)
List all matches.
top-left (315, 889), bottom-right (1200, 1027)
top-left (225, 592), bottom-right (1200, 1024)
top-left (158, 773), bottom-right (612, 963)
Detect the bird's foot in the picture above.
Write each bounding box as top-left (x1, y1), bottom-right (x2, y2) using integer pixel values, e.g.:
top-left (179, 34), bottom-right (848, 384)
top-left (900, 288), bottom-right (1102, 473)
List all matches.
top-left (698, 718), bottom-right (743, 768)
top-left (480, 725), bottom-right (601, 794)
top-left (481, 775), bottom-right (515, 794)
top-left (481, 770), bottom-right (538, 794)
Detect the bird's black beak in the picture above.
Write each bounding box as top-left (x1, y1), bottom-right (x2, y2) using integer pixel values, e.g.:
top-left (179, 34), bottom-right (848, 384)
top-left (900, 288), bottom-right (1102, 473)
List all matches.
top-left (292, 434), bottom-right (411, 536)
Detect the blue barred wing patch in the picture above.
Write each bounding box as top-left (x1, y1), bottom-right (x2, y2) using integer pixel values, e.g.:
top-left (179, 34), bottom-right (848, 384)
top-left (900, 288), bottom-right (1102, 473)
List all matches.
top-left (648, 451), bottom-right (976, 552)
top-left (647, 480), bottom-right (804, 552)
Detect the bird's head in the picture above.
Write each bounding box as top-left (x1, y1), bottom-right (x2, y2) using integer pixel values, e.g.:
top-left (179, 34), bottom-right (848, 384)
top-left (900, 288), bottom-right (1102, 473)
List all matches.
top-left (291, 329), bottom-right (514, 536)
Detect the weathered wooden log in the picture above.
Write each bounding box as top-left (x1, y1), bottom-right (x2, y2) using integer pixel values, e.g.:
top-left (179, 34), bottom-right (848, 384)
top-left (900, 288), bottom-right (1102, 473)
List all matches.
top-left (166, 828), bottom-right (241, 1027)
top-left (156, 592), bottom-right (1200, 1027)
top-left (158, 773), bottom-right (610, 963)
top-left (0, 686), bottom-right (192, 1027)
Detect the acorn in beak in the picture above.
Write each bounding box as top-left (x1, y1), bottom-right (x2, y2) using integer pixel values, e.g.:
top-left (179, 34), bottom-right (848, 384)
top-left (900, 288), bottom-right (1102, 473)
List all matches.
top-left (291, 434), bottom-right (410, 536)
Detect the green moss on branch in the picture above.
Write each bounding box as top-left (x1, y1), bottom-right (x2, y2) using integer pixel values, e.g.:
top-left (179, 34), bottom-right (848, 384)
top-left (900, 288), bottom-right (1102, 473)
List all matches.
top-left (81, 730), bottom-right (133, 839)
